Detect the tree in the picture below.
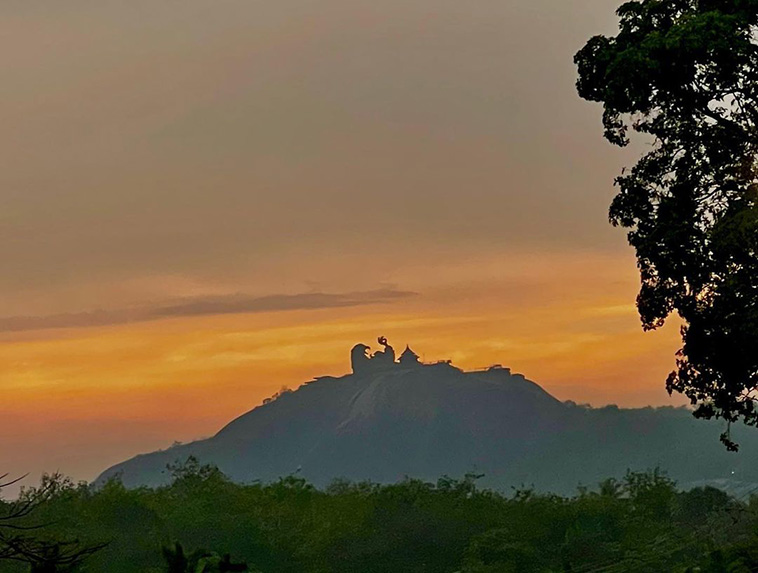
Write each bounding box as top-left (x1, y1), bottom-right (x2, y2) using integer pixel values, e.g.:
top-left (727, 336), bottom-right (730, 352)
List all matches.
top-left (161, 543), bottom-right (250, 573)
top-left (575, 0), bottom-right (758, 448)
top-left (1, 472), bottom-right (51, 562)
top-left (3, 537), bottom-right (105, 573)
top-left (0, 473), bottom-right (106, 572)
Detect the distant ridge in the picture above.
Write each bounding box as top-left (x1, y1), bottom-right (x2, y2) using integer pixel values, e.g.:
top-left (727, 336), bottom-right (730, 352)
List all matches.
top-left (97, 340), bottom-right (758, 494)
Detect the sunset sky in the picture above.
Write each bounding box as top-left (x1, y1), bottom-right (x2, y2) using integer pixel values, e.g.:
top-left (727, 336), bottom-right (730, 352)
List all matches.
top-left (1, 0), bottom-right (685, 493)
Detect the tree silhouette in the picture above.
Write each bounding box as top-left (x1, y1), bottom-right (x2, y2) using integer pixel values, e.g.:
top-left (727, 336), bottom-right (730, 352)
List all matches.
top-left (6, 468), bottom-right (758, 571)
top-left (217, 554), bottom-right (249, 572)
top-left (161, 542), bottom-right (194, 573)
top-left (161, 543), bottom-right (249, 573)
top-left (1, 473), bottom-right (105, 572)
top-left (575, 0), bottom-right (758, 448)
top-left (3, 537), bottom-right (106, 573)
top-left (1, 473), bottom-right (51, 562)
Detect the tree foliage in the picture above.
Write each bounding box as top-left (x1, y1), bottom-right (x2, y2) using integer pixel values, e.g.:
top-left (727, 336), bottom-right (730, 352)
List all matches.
top-left (161, 542), bottom-right (249, 573)
top-left (575, 0), bottom-right (758, 448)
top-left (0, 473), bottom-right (105, 572)
top-left (4, 461), bottom-right (758, 572)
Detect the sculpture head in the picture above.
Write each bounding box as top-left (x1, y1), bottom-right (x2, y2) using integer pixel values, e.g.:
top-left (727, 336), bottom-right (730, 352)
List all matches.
top-left (350, 344), bottom-right (371, 374)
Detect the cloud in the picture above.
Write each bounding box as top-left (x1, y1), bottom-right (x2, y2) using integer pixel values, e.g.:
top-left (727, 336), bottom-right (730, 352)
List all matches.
top-left (0, 289), bottom-right (416, 333)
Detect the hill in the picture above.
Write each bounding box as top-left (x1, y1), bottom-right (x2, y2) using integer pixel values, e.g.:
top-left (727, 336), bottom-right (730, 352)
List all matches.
top-left (96, 342), bottom-right (758, 494)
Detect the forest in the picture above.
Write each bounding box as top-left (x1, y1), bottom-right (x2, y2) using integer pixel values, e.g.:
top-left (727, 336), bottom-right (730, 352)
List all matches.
top-left (2, 458), bottom-right (758, 573)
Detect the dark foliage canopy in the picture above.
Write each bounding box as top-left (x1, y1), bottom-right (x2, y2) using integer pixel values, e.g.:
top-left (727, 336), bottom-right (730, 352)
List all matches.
top-left (3, 463), bottom-right (758, 573)
top-left (575, 0), bottom-right (758, 448)
top-left (0, 473), bottom-right (105, 573)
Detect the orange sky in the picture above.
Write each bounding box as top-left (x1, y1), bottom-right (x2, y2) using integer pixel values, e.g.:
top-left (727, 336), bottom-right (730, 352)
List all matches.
top-left (1, 250), bottom-right (685, 492)
top-left (0, 0), bottom-right (686, 493)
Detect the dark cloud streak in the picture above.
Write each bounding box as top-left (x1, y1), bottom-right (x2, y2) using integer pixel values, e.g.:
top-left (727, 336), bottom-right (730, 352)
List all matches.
top-left (0, 289), bottom-right (416, 333)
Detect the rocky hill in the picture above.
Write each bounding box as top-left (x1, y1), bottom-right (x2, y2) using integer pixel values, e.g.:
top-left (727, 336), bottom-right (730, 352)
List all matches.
top-left (96, 342), bottom-right (758, 494)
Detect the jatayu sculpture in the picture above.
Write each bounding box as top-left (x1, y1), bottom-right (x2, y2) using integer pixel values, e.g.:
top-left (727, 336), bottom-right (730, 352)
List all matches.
top-left (350, 337), bottom-right (420, 374)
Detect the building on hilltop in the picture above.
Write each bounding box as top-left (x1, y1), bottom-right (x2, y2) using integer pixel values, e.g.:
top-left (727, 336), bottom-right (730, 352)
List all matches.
top-left (399, 345), bottom-right (421, 367)
top-left (350, 338), bottom-right (437, 374)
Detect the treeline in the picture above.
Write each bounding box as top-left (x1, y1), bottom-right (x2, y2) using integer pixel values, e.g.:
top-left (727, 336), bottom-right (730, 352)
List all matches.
top-left (3, 458), bottom-right (758, 572)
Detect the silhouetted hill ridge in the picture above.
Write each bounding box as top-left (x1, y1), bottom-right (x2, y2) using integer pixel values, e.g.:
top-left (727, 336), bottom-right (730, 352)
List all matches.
top-left (97, 359), bottom-right (758, 494)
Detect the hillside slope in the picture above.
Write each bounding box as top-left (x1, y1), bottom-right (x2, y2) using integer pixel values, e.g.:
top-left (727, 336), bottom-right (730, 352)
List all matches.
top-left (97, 348), bottom-right (758, 494)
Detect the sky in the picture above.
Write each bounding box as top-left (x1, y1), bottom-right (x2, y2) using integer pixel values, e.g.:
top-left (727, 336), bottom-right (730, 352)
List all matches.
top-left (1, 0), bottom-right (686, 494)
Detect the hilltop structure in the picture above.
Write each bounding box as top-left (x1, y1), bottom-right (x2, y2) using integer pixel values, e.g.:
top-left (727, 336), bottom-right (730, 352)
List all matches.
top-left (96, 339), bottom-right (758, 496)
top-left (350, 337), bottom-right (422, 374)
top-left (399, 345), bottom-right (420, 366)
